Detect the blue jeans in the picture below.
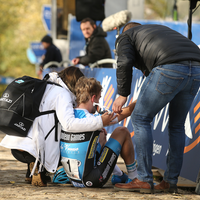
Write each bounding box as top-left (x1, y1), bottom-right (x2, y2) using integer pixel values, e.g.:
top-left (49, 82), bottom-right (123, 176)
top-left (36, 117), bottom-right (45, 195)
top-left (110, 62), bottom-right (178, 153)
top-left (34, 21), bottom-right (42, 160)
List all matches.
top-left (131, 63), bottom-right (200, 184)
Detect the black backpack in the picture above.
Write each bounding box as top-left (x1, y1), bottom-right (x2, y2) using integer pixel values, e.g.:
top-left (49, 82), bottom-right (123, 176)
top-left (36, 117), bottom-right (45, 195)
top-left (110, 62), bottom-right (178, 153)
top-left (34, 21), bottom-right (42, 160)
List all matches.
top-left (0, 75), bottom-right (59, 138)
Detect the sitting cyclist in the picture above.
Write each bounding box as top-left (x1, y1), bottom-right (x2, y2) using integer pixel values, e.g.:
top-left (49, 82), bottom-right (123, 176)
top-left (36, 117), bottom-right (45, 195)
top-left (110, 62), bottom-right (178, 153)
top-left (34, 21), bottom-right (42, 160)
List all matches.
top-left (59, 77), bottom-right (137, 188)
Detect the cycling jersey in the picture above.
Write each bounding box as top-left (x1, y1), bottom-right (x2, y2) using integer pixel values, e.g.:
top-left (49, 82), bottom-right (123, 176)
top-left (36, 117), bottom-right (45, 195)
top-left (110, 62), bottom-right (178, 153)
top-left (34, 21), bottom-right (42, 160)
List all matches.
top-left (60, 108), bottom-right (122, 187)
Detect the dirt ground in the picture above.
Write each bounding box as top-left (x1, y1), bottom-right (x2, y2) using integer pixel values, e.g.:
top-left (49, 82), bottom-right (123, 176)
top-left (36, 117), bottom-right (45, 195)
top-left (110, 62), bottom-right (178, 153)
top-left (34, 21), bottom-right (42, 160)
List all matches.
top-left (1, 132), bottom-right (200, 200)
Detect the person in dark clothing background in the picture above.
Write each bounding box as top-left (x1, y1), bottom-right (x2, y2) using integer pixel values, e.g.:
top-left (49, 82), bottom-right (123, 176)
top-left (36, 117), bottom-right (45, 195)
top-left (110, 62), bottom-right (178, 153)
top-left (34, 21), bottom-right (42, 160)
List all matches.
top-left (72, 18), bottom-right (112, 68)
top-left (112, 22), bottom-right (200, 194)
top-left (40, 35), bottom-right (62, 72)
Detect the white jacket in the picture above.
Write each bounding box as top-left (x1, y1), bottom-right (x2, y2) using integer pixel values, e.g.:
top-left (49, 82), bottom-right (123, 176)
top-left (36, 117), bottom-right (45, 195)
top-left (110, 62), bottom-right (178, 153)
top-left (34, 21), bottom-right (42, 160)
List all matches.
top-left (0, 72), bottom-right (103, 173)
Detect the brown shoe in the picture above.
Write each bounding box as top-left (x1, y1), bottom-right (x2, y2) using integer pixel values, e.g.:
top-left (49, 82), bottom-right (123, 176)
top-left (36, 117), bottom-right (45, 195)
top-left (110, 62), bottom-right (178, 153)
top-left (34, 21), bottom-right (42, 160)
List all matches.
top-left (29, 162), bottom-right (47, 187)
top-left (25, 174), bottom-right (51, 184)
top-left (154, 180), bottom-right (177, 193)
top-left (25, 177), bottom-right (32, 183)
top-left (25, 169), bottom-right (51, 184)
top-left (114, 178), bottom-right (154, 194)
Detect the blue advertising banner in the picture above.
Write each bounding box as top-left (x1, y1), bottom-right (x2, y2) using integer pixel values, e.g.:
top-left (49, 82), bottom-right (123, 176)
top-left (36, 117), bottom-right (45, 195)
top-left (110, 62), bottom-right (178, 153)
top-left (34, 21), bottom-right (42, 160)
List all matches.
top-left (0, 76), bottom-right (14, 85)
top-left (30, 42), bottom-right (46, 64)
top-left (42, 5), bottom-right (51, 33)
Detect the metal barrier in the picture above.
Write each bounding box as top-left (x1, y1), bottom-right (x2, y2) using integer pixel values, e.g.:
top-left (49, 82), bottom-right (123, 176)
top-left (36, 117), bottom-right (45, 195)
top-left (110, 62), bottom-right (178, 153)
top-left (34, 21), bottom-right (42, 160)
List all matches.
top-left (43, 60), bottom-right (72, 69)
top-left (89, 58), bottom-right (117, 69)
top-left (43, 59), bottom-right (117, 70)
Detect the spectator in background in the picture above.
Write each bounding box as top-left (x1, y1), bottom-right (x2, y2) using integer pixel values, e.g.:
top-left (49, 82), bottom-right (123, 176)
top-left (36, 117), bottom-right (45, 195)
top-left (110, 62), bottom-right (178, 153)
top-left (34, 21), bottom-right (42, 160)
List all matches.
top-left (72, 18), bottom-right (112, 68)
top-left (39, 35), bottom-right (62, 78)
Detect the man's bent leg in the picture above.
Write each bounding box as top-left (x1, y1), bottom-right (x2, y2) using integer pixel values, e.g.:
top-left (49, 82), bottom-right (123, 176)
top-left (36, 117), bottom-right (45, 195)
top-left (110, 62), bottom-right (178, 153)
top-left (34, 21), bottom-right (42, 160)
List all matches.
top-left (82, 137), bottom-right (121, 187)
top-left (114, 120), bottom-right (154, 193)
top-left (83, 127), bottom-right (137, 188)
top-left (110, 127), bottom-right (135, 165)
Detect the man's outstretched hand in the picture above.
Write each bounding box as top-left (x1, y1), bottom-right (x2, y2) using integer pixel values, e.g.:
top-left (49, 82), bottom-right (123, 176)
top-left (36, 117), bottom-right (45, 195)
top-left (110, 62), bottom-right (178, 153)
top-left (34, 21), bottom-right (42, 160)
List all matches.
top-left (112, 95), bottom-right (127, 113)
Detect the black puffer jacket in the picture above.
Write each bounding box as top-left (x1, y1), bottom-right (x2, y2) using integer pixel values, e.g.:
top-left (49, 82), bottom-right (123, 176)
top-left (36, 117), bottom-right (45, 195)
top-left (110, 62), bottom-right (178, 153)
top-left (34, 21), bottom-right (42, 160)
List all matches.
top-left (40, 44), bottom-right (62, 68)
top-left (78, 26), bottom-right (112, 68)
top-left (115, 24), bottom-right (200, 97)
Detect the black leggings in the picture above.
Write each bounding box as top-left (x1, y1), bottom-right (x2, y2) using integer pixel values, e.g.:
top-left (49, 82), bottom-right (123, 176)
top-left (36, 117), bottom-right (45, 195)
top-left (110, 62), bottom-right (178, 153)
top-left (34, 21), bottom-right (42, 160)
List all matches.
top-left (11, 149), bottom-right (35, 164)
top-left (11, 149), bottom-right (36, 177)
top-left (11, 149), bottom-right (62, 168)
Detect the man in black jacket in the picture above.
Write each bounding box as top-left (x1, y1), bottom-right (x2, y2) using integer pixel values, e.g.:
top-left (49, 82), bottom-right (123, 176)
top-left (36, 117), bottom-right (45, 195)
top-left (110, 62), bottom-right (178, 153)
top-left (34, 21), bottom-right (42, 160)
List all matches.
top-left (72, 18), bottom-right (112, 68)
top-left (40, 35), bottom-right (62, 70)
top-left (112, 22), bottom-right (200, 193)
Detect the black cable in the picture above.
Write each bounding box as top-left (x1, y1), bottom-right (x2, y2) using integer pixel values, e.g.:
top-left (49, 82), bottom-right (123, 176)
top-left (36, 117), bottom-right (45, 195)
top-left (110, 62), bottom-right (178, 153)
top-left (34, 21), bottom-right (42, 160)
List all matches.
top-left (187, 2), bottom-right (200, 39)
top-left (192, 3), bottom-right (200, 14)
